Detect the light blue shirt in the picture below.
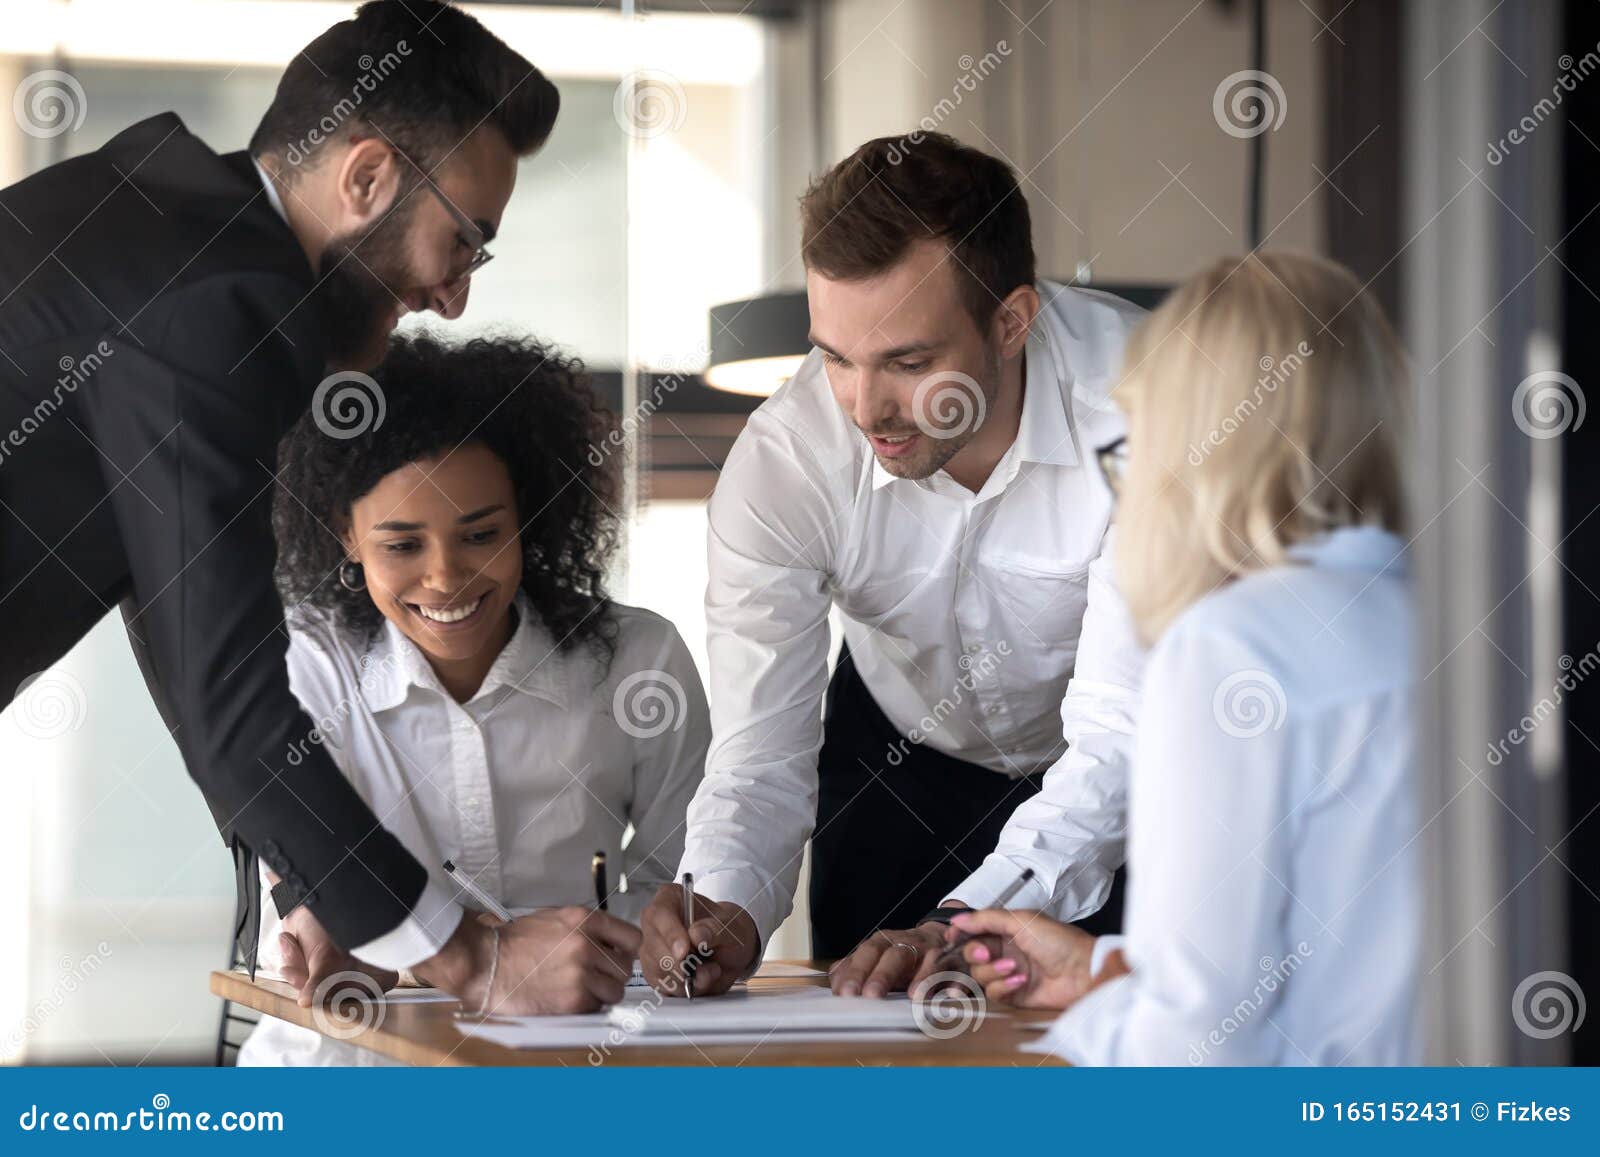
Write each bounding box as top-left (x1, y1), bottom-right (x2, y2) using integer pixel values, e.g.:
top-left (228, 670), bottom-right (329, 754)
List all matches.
top-left (1035, 526), bottom-right (1422, 1065)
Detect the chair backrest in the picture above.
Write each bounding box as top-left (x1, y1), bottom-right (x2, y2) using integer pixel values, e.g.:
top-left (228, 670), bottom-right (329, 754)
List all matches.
top-left (213, 940), bottom-right (261, 1067)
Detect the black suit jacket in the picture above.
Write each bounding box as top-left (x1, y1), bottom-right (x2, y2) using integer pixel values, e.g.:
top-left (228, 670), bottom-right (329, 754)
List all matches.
top-left (0, 113), bottom-right (427, 952)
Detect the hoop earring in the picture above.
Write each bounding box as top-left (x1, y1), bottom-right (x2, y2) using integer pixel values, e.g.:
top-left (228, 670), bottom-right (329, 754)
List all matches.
top-left (338, 561), bottom-right (366, 592)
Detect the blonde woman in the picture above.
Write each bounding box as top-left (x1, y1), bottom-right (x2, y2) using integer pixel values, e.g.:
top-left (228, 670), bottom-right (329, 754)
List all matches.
top-left (947, 252), bottom-right (1420, 1065)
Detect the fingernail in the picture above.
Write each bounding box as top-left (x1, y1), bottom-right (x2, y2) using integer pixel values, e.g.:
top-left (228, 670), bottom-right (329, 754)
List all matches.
top-left (842, 981), bottom-right (860, 996)
top-left (864, 982), bottom-right (882, 998)
top-left (950, 913), bottom-right (973, 927)
top-left (971, 944), bottom-right (990, 963)
top-left (993, 958), bottom-right (1016, 975)
top-left (1005, 973), bottom-right (1027, 988)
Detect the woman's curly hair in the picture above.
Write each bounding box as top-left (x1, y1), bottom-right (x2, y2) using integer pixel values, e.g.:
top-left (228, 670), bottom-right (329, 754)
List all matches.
top-left (273, 332), bottom-right (620, 661)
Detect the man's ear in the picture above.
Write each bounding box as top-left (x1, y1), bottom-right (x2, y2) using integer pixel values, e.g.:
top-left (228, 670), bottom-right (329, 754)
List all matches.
top-left (335, 136), bottom-right (405, 230)
top-left (992, 283), bottom-right (1040, 359)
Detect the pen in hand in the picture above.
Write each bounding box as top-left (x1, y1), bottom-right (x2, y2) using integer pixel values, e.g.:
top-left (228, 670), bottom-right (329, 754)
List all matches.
top-left (443, 859), bottom-right (512, 924)
top-left (935, 867), bottom-right (1036, 965)
top-left (591, 851), bottom-right (608, 912)
top-left (680, 871), bottom-right (696, 1000)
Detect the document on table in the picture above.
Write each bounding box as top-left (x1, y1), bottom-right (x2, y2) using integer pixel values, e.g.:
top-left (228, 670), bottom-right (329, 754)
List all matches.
top-left (609, 986), bottom-right (935, 1035)
top-left (381, 988), bottom-right (459, 1004)
top-left (454, 986), bottom-right (999, 1050)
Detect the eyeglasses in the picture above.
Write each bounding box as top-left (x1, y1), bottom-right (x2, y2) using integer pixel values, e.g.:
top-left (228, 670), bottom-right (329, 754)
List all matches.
top-left (1096, 436), bottom-right (1129, 497)
top-left (392, 145), bottom-right (494, 281)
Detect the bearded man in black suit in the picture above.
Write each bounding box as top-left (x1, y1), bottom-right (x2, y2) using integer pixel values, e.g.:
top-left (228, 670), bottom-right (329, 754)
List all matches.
top-left (0, 1), bottom-right (567, 1013)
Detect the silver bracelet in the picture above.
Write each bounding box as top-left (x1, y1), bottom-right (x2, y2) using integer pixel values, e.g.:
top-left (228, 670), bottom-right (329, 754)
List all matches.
top-left (476, 925), bottom-right (501, 1017)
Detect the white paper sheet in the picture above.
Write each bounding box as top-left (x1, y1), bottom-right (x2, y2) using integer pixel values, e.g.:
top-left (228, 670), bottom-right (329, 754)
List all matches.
top-left (609, 985), bottom-right (998, 1036)
top-left (452, 987), bottom-right (961, 1051)
top-left (458, 1020), bottom-right (920, 1050)
top-left (382, 988), bottom-right (459, 1004)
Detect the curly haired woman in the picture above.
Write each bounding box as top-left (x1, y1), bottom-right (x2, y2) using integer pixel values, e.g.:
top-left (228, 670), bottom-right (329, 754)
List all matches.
top-left (239, 334), bottom-right (708, 1065)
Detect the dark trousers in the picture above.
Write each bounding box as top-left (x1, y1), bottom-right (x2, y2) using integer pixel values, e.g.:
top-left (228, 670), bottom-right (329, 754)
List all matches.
top-left (808, 646), bottom-right (1125, 959)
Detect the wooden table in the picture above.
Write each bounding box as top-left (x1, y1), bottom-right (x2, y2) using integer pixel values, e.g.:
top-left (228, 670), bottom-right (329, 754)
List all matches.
top-left (211, 962), bottom-right (1066, 1067)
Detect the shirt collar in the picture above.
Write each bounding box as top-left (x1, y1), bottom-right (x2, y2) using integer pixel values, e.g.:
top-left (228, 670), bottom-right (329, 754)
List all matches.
top-left (359, 592), bottom-right (569, 713)
top-left (870, 298), bottom-right (1080, 493)
top-left (1014, 319), bottom-right (1080, 468)
top-left (1285, 525), bottom-right (1407, 577)
top-left (251, 156), bottom-right (290, 224)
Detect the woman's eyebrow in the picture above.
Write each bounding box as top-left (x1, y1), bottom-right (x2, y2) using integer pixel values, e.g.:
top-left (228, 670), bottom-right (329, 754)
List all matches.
top-left (457, 503), bottom-right (505, 524)
top-left (370, 504), bottom-right (505, 532)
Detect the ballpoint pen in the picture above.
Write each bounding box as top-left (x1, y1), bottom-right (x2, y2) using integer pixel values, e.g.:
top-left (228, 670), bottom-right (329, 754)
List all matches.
top-left (592, 851), bottom-right (608, 912)
top-left (442, 859), bottom-right (512, 923)
top-left (934, 866), bottom-right (1035, 965)
top-left (591, 850), bottom-right (647, 988)
top-left (680, 871), bottom-right (696, 1000)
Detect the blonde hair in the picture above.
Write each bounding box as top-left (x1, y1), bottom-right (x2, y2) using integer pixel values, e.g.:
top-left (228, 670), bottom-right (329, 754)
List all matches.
top-left (1113, 251), bottom-right (1409, 645)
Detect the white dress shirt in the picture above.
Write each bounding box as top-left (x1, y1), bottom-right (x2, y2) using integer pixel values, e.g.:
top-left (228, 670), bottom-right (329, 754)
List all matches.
top-left (1035, 527), bottom-right (1422, 1065)
top-left (680, 282), bottom-right (1147, 943)
top-left (251, 156), bottom-right (289, 221)
top-left (238, 595), bottom-right (709, 1066)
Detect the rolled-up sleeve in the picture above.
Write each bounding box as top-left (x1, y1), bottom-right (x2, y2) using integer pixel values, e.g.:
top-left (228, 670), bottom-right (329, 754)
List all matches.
top-left (677, 410), bottom-right (842, 944)
top-left (951, 527), bottom-right (1143, 916)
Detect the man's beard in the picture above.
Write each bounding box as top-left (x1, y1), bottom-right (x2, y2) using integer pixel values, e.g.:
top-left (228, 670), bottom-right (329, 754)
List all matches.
top-left (872, 347), bottom-right (1004, 480)
top-left (313, 193), bottom-right (420, 369)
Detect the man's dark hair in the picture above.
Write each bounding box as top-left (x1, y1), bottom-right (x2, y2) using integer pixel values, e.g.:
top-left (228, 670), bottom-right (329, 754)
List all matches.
top-left (799, 132), bottom-right (1035, 330)
top-left (273, 333), bottom-right (619, 662)
top-left (249, 0), bottom-right (558, 174)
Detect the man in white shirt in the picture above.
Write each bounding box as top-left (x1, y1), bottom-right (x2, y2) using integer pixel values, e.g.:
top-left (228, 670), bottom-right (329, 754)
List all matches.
top-left (640, 132), bottom-right (1146, 996)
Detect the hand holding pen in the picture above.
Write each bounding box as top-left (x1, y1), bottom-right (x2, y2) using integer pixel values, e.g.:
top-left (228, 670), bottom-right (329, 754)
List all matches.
top-left (638, 876), bottom-right (762, 998)
top-left (435, 858), bottom-right (639, 1015)
top-left (933, 867), bottom-right (1036, 966)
